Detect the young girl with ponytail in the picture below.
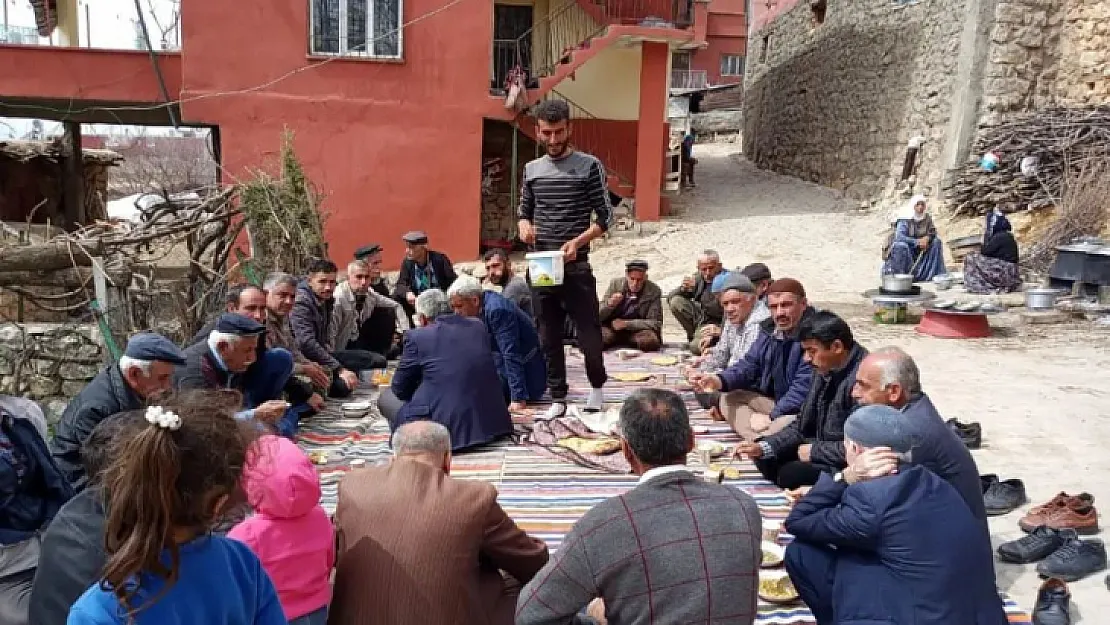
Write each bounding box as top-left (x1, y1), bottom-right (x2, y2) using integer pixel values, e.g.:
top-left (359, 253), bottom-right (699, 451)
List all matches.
top-left (67, 395), bottom-right (287, 625)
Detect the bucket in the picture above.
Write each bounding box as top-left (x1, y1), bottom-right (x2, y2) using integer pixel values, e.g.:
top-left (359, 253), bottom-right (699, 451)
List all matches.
top-left (526, 251), bottom-right (565, 287)
top-left (873, 302), bottom-right (907, 324)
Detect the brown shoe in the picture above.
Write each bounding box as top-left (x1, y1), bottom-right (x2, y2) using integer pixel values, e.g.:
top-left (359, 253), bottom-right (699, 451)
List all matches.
top-left (1021, 493), bottom-right (1095, 530)
top-left (1021, 504), bottom-right (1100, 535)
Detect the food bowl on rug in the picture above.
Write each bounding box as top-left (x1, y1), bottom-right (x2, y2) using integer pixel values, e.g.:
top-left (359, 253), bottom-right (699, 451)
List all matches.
top-left (761, 542), bottom-right (785, 568)
top-left (759, 572), bottom-right (799, 604)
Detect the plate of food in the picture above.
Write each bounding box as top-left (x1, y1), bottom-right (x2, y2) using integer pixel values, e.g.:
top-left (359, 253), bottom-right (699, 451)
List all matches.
top-left (557, 436), bottom-right (622, 455)
top-left (611, 371), bottom-right (654, 383)
top-left (308, 451), bottom-right (329, 465)
top-left (761, 541), bottom-right (785, 568)
top-left (758, 572), bottom-right (799, 604)
top-left (708, 462), bottom-right (742, 480)
top-left (696, 441), bottom-right (727, 458)
top-left (650, 355), bottom-right (679, 366)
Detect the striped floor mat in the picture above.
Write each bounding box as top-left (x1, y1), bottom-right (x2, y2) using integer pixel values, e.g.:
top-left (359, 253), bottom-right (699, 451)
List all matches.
top-left (297, 345), bottom-right (1031, 624)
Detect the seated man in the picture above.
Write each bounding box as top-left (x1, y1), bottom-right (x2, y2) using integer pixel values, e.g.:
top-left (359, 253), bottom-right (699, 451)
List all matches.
top-left (261, 272), bottom-right (330, 413)
top-left (50, 332), bottom-right (184, 491)
top-left (740, 262), bottom-right (774, 305)
top-left (517, 389), bottom-right (763, 625)
top-left (291, 258), bottom-right (384, 398)
top-left (0, 396), bottom-right (74, 625)
top-left (175, 313), bottom-right (292, 433)
top-left (690, 274), bottom-right (769, 414)
top-left (784, 405), bottom-right (1006, 625)
top-left (332, 259), bottom-right (411, 360)
top-left (393, 230), bottom-right (458, 320)
top-left (29, 411), bottom-right (143, 625)
top-left (690, 278), bottom-right (815, 440)
top-left (482, 248), bottom-right (532, 318)
top-left (330, 421), bottom-right (548, 625)
top-left (377, 289), bottom-right (512, 451)
top-left (191, 284), bottom-right (313, 413)
top-left (598, 260), bottom-right (663, 352)
top-left (851, 346), bottom-right (986, 522)
top-left (667, 249), bottom-right (725, 351)
top-left (447, 275), bottom-right (546, 412)
top-left (738, 311), bottom-right (867, 489)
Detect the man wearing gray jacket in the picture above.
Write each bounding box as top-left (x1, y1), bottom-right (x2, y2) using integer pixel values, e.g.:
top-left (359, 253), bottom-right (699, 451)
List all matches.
top-left (332, 259), bottom-right (410, 358)
top-left (517, 388), bottom-right (762, 625)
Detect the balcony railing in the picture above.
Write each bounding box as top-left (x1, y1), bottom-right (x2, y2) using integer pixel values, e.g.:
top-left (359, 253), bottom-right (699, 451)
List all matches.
top-left (670, 69), bottom-right (708, 90)
top-left (598, 0), bottom-right (694, 27)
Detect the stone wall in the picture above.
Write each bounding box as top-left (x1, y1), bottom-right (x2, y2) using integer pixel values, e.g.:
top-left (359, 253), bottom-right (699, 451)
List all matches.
top-left (742, 0), bottom-right (1110, 202)
top-left (0, 322), bottom-right (104, 426)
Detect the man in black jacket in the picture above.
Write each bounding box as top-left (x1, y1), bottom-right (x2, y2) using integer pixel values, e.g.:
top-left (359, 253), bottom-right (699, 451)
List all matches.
top-left (29, 411), bottom-right (144, 625)
top-left (50, 332), bottom-right (185, 491)
top-left (392, 231), bottom-right (457, 320)
top-left (736, 311), bottom-right (867, 489)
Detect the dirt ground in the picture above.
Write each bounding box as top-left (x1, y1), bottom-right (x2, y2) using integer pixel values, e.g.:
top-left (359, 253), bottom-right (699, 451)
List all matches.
top-left (589, 141), bottom-right (1110, 620)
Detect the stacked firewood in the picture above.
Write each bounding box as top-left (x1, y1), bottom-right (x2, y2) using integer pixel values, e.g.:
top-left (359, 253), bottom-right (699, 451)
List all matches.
top-left (945, 106), bottom-right (1110, 216)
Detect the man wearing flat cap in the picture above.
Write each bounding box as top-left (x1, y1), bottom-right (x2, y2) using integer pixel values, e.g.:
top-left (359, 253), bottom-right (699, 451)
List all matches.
top-left (598, 261), bottom-right (663, 352)
top-left (354, 243), bottom-right (394, 299)
top-left (393, 231), bottom-right (458, 320)
top-left (176, 313), bottom-right (294, 432)
top-left (739, 263), bottom-right (773, 302)
top-left (784, 405), bottom-right (1005, 625)
top-left (51, 333), bottom-right (185, 490)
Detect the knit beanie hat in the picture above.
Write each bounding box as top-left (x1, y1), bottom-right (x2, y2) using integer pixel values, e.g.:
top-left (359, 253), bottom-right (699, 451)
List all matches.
top-left (717, 273), bottom-right (754, 295)
top-left (843, 404), bottom-right (916, 454)
top-left (766, 278), bottom-right (806, 299)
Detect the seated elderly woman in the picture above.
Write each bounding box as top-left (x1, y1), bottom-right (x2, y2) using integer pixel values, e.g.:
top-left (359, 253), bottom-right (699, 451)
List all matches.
top-left (882, 195), bottom-right (946, 282)
top-left (964, 209), bottom-right (1022, 294)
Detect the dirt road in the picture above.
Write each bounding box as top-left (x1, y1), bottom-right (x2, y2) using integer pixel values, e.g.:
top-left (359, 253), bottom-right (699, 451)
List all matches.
top-left (590, 141), bottom-right (1110, 620)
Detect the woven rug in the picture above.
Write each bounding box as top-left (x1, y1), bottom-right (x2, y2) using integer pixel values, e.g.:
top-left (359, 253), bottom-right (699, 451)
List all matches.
top-left (296, 345), bottom-right (1032, 624)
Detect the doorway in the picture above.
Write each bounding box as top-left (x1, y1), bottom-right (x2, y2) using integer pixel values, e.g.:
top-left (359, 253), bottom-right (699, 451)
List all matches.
top-left (492, 4), bottom-right (534, 91)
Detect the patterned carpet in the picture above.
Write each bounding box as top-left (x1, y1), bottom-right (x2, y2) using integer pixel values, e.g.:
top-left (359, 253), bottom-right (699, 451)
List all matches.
top-left (297, 345), bottom-right (1032, 624)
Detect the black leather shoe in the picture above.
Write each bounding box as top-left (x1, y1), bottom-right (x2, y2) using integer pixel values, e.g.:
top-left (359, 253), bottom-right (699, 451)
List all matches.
top-left (982, 475), bottom-right (1027, 516)
top-left (1032, 578), bottom-right (1070, 625)
top-left (998, 526), bottom-right (1071, 564)
top-left (1036, 536), bottom-right (1108, 582)
top-left (947, 418), bottom-right (982, 449)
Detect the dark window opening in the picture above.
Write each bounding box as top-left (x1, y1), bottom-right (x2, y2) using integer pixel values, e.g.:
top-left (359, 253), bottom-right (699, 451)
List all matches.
top-left (759, 35), bottom-right (770, 62)
top-left (811, 0), bottom-right (827, 24)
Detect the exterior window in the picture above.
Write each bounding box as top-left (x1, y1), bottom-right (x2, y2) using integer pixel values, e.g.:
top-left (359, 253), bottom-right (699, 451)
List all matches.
top-left (720, 54), bottom-right (745, 76)
top-left (311, 0), bottom-right (402, 58)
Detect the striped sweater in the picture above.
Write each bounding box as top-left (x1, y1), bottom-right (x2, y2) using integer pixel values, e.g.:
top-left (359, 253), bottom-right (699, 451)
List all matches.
top-left (518, 150), bottom-right (612, 256)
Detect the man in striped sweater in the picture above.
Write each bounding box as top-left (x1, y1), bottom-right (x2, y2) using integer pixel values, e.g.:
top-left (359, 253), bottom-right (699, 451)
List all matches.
top-left (518, 99), bottom-right (611, 419)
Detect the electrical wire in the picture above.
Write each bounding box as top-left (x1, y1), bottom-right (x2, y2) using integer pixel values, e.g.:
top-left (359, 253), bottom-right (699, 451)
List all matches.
top-left (0, 0), bottom-right (477, 118)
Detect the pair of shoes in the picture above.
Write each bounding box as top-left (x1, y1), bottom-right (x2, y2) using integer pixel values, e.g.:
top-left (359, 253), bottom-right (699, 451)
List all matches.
top-left (1035, 534), bottom-right (1107, 582)
top-left (543, 388), bottom-right (605, 419)
top-left (982, 474), bottom-right (1027, 516)
top-left (1032, 578), bottom-right (1070, 625)
top-left (998, 526), bottom-right (1073, 564)
top-left (1020, 492), bottom-right (1099, 534)
top-left (946, 418), bottom-right (982, 448)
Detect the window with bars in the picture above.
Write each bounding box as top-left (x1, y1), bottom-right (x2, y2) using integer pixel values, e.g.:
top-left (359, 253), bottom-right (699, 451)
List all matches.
top-left (311, 0), bottom-right (403, 58)
top-left (720, 54), bottom-right (745, 76)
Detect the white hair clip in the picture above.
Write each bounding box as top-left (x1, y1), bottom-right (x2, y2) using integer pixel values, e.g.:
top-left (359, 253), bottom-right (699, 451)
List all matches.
top-left (145, 405), bottom-right (182, 431)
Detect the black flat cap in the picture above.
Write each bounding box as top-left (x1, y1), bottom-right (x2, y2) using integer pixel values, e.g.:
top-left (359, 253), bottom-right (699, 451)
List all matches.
top-left (214, 313), bottom-right (265, 336)
top-left (123, 332), bottom-right (186, 365)
top-left (625, 260), bottom-right (649, 272)
top-left (402, 231), bottom-right (429, 245)
top-left (740, 262), bottom-right (772, 283)
top-left (354, 243), bottom-right (382, 260)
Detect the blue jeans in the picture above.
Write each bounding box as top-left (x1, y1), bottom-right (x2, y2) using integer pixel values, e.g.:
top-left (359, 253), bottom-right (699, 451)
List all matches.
top-left (289, 607), bottom-right (327, 625)
top-left (784, 541), bottom-right (836, 625)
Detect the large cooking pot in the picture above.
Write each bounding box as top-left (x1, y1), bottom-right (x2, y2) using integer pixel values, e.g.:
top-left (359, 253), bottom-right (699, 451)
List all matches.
top-left (1025, 287), bottom-right (1061, 310)
top-left (882, 273), bottom-right (914, 293)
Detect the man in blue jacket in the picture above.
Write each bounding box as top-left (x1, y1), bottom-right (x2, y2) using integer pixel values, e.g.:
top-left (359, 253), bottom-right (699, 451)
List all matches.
top-left (448, 275), bottom-right (546, 412)
top-left (377, 289), bottom-right (513, 451)
top-left (784, 404), bottom-right (1006, 625)
top-left (691, 278), bottom-right (814, 440)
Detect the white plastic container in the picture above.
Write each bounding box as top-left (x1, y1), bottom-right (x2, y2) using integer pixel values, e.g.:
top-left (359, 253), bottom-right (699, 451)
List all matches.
top-left (526, 251), bottom-right (565, 286)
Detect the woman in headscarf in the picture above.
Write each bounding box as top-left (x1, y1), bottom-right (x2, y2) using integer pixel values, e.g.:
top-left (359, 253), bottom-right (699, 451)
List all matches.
top-left (881, 195), bottom-right (947, 281)
top-left (963, 208), bottom-right (1021, 293)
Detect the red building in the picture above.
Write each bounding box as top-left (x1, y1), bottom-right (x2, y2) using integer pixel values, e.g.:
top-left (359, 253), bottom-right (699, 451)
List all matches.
top-left (671, 0), bottom-right (748, 89)
top-left (0, 0), bottom-right (708, 267)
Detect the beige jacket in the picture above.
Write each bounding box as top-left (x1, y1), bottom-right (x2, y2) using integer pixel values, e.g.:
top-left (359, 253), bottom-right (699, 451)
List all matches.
top-left (330, 281), bottom-right (410, 349)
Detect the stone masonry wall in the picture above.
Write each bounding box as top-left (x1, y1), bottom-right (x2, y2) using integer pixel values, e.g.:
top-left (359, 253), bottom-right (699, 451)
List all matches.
top-left (0, 322), bottom-right (105, 426)
top-left (743, 0), bottom-right (1109, 202)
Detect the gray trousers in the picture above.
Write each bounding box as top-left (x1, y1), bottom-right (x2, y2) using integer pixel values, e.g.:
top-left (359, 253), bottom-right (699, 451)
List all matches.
top-left (377, 388), bottom-right (404, 427)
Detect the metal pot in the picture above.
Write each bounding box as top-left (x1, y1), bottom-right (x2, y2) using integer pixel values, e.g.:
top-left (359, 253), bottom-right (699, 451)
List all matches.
top-left (1025, 287), bottom-right (1060, 310)
top-left (882, 273), bottom-right (914, 293)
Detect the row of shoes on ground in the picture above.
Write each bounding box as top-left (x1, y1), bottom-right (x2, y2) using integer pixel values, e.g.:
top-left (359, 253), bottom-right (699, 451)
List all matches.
top-left (946, 418), bottom-right (982, 449)
top-left (999, 526), bottom-right (1107, 581)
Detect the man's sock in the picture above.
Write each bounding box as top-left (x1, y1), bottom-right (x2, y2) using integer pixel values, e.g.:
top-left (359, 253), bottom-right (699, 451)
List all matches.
top-left (585, 388), bottom-right (605, 412)
top-left (543, 402), bottom-right (568, 420)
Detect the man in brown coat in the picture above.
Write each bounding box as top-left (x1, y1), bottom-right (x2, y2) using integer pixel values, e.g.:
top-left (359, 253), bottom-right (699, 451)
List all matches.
top-left (598, 260), bottom-right (663, 352)
top-left (329, 420), bottom-right (549, 625)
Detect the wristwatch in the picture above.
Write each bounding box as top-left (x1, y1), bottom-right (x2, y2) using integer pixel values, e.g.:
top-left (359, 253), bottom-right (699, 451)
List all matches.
top-left (833, 472), bottom-right (846, 483)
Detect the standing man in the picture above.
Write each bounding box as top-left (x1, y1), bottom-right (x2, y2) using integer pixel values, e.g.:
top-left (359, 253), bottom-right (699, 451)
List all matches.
top-left (667, 249), bottom-right (725, 352)
top-left (518, 98), bottom-right (611, 417)
top-left (393, 231), bottom-right (458, 320)
top-left (598, 260), bottom-right (663, 352)
top-left (50, 333), bottom-right (184, 491)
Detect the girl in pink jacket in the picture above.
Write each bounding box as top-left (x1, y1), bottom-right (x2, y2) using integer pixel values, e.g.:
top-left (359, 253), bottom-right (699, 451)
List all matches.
top-left (229, 435), bottom-right (334, 625)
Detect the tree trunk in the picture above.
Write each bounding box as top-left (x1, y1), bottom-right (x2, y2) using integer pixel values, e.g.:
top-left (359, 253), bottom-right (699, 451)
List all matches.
top-left (0, 240), bottom-right (104, 272)
top-left (0, 265), bottom-right (130, 288)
